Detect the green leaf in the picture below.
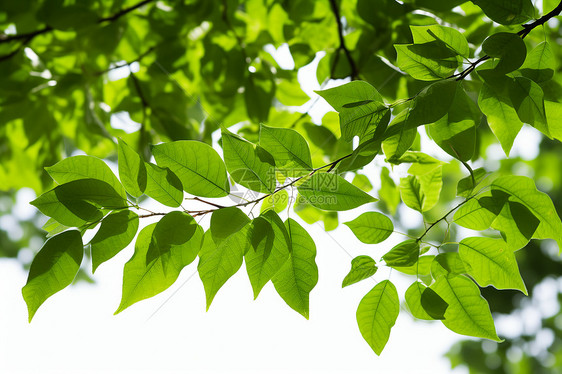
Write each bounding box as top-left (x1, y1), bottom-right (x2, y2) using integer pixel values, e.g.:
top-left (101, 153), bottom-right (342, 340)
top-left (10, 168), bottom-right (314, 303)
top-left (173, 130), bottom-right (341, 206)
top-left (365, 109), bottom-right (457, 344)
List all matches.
top-left (42, 218), bottom-right (71, 238)
top-left (457, 168), bottom-right (488, 198)
top-left (544, 101), bottom-right (562, 142)
top-left (482, 32), bottom-right (527, 74)
top-left (260, 189), bottom-right (289, 213)
top-left (144, 162), bottom-right (184, 207)
top-left (406, 281), bottom-right (448, 320)
top-left (246, 210), bottom-right (290, 298)
top-left (378, 167), bottom-right (400, 215)
top-left (432, 275), bottom-right (501, 341)
top-left (259, 125), bottom-right (312, 173)
top-left (453, 196), bottom-right (498, 230)
top-left (491, 199), bottom-right (540, 249)
top-left (297, 173), bottom-right (376, 211)
top-left (520, 41), bottom-right (555, 83)
top-left (118, 139), bottom-right (147, 198)
top-left (315, 81), bottom-right (383, 112)
top-left (491, 175), bottom-right (562, 251)
top-left (222, 129), bottom-right (276, 193)
top-left (431, 252), bottom-right (469, 278)
top-left (383, 239), bottom-right (420, 267)
top-left (46, 155), bottom-right (127, 200)
top-left (115, 223), bottom-right (203, 314)
top-left (91, 210), bottom-right (139, 273)
top-left (472, 0), bottom-right (534, 25)
top-left (146, 211), bottom-right (199, 266)
top-left (272, 218), bottom-right (318, 319)
top-left (342, 255), bottom-right (378, 288)
top-left (198, 225), bottom-right (251, 309)
top-left (395, 42), bottom-right (460, 81)
top-left (30, 179), bottom-right (127, 227)
top-left (398, 151), bottom-right (444, 176)
top-left (428, 87), bottom-right (480, 161)
top-left (344, 212), bottom-right (393, 244)
top-left (509, 76), bottom-right (550, 137)
top-left (459, 237), bottom-right (527, 294)
top-left (22, 230), bottom-right (83, 321)
top-left (210, 207), bottom-right (251, 244)
top-left (399, 166), bottom-right (442, 212)
top-left (352, 174), bottom-right (373, 192)
top-left (356, 280), bottom-right (400, 355)
top-left (339, 102), bottom-right (389, 142)
top-left (152, 140), bottom-right (230, 198)
top-left (478, 82), bottom-right (523, 155)
top-left (391, 255), bottom-right (435, 276)
top-left (410, 24), bottom-right (469, 58)
top-left (383, 80), bottom-right (457, 160)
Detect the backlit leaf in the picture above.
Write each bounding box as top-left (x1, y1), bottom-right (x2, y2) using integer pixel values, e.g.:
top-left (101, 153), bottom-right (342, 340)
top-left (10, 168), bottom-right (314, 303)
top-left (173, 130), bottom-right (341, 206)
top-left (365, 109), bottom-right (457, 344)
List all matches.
top-left (344, 212), bottom-right (393, 244)
top-left (342, 255), bottom-right (377, 288)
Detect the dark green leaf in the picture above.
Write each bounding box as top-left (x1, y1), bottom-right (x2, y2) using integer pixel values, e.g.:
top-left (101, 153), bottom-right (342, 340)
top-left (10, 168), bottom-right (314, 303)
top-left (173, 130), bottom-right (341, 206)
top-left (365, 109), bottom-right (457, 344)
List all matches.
top-left (144, 163), bottom-right (184, 207)
top-left (91, 210), bottom-right (139, 273)
top-left (22, 230), bottom-right (83, 321)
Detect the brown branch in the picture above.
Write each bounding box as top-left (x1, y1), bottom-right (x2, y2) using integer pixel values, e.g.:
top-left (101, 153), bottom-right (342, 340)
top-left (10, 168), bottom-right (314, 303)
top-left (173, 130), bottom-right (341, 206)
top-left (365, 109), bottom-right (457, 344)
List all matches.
top-left (98, 0), bottom-right (155, 23)
top-left (328, 0), bottom-right (359, 80)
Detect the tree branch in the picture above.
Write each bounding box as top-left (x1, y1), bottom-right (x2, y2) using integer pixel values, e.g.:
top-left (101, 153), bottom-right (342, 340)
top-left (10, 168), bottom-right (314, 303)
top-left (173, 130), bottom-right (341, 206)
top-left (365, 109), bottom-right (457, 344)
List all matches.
top-left (328, 0), bottom-right (359, 80)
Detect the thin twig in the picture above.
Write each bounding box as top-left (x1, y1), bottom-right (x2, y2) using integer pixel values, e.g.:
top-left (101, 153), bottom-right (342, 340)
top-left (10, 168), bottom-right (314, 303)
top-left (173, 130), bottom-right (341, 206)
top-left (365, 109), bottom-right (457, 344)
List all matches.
top-left (328, 0), bottom-right (359, 80)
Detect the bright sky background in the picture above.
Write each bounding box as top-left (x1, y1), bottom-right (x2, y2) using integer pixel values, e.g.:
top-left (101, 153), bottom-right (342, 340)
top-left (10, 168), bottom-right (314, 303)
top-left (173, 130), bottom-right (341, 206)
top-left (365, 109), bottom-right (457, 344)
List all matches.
top-left (0, 34), bottom-right (550, 373)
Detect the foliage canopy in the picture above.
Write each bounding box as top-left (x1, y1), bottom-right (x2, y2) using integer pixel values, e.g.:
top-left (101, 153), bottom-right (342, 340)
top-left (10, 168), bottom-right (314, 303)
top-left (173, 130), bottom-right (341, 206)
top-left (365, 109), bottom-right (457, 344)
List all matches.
top-left (2, 0), bottom-right (562, 361)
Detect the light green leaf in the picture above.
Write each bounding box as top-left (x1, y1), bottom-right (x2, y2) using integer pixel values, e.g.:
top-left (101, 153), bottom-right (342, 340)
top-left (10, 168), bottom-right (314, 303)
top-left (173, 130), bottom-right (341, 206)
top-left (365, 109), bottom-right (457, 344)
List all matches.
top-left (198, 225), bottom-right (251, 310)
top-left (520, 41), bottom-right (555, 83)
top-left (342, 255), bottom-right (377, 288)
top-left (491, 175), bottom-right (562, 251)
top-left (115, 223), bottom-right (203, 314)
top-left (509, 77), bottom-right (550, 137)
top-left (22, 230), bottom-right (83, 321)
top-left (457, 168), bottom-right (488, 198)
top-left (478, 82), bottom-right (523, 155)
top-left (152, 141), bottom-right (230, 198)
top-left (395, 42), bottom-right (460, 81)
top-left (297, 173), bottom-right (376, 211)
top-left (46, 155), bottom-right (127, 199)
top-left (31, 179), bottom-right (127, 227)
top-left (356, 280), bottom-right (400, 355)
top-left (432, 275), bottom-right (501, 341)
top-left (352, 174), bottom-right (373, 192)
top-left (399, 166), bottom-right (442, 212)
top-left (406, 281), bottom-right (448, 320)
top-left (246, 210), bottom-right (290, 298)
top-left (118, 139), bottom-right (147, 198)
top-left (42, 218), bottom-right (71, 238)
top-left (379, 167), bottom-right (400, 215)
top-left (545, 101), bottom-right (562, 142)
top-left (272, 218), bottom-right (318, 319)
top-left (144, 162), bottom-right (184, 207)
top-left (344, 212), bottom-right (393, 244)
top-left (491, 199), bottom-right (540, 249)
top-left (472, 0), bottom-right (534, 25)
top-left (482, 32), bottom-right (527, 74)
top-left (315, 81), bottom-right (383, 112)
top-left (259, 125), bottom-right (312, 173)
top-left (210, 207), bottom-right (251, 244)
top-left (459, 237), bottom-right (527, 294)
top-left (398, 151), bottom-right (444, 176)
top-left (383, 239), bottom-right (420, 267)
top-left (222, 129), bottom-right (276, 193)
top-left (410, 24), bottom-right (469, 57)
top-left (391, 255), bottom-right (435, 276)
top-left (453, 196), bottom-right (498, 230)
top-left (91, 210), bottom-right (139, 273)
top-left (260, 189), bottom-right (289, 213)
top-left (146, 211), bottom-right (199, 266)
top-left (431, 252), bottom-right (469, 278)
